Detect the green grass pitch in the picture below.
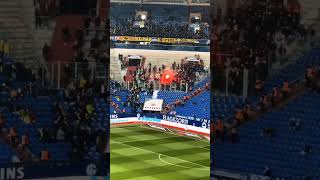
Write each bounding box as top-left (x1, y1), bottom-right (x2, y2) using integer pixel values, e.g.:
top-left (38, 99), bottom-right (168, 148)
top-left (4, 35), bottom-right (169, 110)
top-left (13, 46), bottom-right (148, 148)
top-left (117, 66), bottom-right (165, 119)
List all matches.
top-left (110, 125), bottom-right (210, 180)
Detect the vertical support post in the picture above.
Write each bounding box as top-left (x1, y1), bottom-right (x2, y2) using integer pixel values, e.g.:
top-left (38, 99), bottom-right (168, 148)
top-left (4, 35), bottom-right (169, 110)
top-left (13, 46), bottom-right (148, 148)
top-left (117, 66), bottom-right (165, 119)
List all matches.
top-left (75, 62), bottom-right (78, 79)
top-left (51, 63), bottom-right (54, 88)
top-left (57, 61), bottom-right (61, 89)
top-left (225, 68), bottom-right (229, 95)
top-left (242, 68), bottom-right (249, 98)
top-left (91, 62), bottom-right (96, 81)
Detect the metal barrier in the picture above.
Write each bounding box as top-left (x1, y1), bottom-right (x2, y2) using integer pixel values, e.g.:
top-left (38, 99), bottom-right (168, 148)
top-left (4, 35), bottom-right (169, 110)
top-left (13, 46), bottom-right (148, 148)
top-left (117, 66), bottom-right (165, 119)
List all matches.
top-left (34, 16), bottom-right (55, 29)
top-left (46, 61), bottom-right (107, 89)
top-left (122, 80), bottom-right (190, 92)
top-left (122, 71), bottom-right (210, 92)
top-left (113, 43), bottom-right (210, 52)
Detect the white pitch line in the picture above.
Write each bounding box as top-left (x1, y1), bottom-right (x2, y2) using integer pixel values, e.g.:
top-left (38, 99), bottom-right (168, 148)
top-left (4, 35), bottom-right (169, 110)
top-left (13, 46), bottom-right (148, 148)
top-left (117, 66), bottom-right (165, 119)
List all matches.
top-left (158, 154), bottom-right (209, 171)
top-left (111, 125), bottom-right (211, 152)
top-left (110, 136), bottom-right (189, 144)
top-left (111, 138), bottom-right (210, 151)
top-left (112, 124), bottom-right (210, 144)
top-left (113, 140), bottom-right (210, 170)
top-left (199, 146), bottom-right (211, 151)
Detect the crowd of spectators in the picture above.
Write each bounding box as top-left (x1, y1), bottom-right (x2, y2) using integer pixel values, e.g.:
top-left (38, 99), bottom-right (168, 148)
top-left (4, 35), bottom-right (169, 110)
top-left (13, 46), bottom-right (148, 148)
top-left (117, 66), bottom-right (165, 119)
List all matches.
top-left (111, 17), bottom-right (209, 39)
top-left (0, 39), bottom-right (10, 58)
top-left (164, 82), bottom-right (210, 113)
top-left (110, 59), bottom-right (210, 115)
top-left (124, 87), bottom-right (143, 113)
top-left (42, 15), bottom-right (108, 87)
top-left (0, 0), bottom-right (110, 169)
top-left (34, 0), bottom-right (61, 28)
top-left (0, 59), bottom-right (45, 162)
top-left (41, 12), bottom-right (108, 63)
top-left (110, 4), bottom-right (209, 39)
top-left (110, 86), bottom-right (145, 115)
top-left (80, 16), bottom-right (108, 63)
top-left (53, 79), bottom-right (108, 161)
top-left (212, 1), bottom-right (312, 95)
top-left (62, 16), bottom-right (108, 65)
top-left (0, 52), bottom-right (109, 163)
top-left (211, 64), bottom-right (320, 143)
top-left (305, 65), bottom-right (320, 92)
top-left (110, 81), bottom-right (210, 116)
top-left (123, 56), bottom-right (208, 91)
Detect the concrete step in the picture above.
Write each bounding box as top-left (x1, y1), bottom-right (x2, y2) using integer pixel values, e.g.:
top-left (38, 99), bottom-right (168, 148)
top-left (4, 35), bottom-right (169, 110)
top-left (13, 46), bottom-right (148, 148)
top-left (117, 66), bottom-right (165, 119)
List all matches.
top-left (0, 8), bottom-right (21, 14)
top-left (0, 1), bottom-right (18, 5)
top-left (0, 0), bottom-right (39, 69)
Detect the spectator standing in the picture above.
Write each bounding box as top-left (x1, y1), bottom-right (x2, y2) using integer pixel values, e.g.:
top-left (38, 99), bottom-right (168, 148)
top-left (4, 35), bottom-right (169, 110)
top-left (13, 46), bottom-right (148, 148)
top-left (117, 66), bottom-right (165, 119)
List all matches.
top-left (40, 148), bottom-right (50, 161)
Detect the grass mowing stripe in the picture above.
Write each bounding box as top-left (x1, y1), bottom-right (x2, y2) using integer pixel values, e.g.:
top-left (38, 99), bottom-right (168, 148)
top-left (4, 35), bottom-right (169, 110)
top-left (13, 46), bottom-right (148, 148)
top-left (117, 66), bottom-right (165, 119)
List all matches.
top-left (111, 136), bottom-right (198, 144)
top-left (111, 125), bottom-right (210, 179)
top-left (126, 125), bottom-right (210, 143)
top-left (111, 128), bottom-right (210, 150)
top-left (136, 143), bottom-right (209, 159)
top-left (113, 140), bottom-right (209, 169)
top-left (112, 126), bottom-right (166, 135)
top-left (111, 146), bottom-right (198, 179)
top-left (112, 125), bottom-right (210, 143)
top-left (111, 147), bottom-right (209, 165)
top-left (111, 144), bottom-right (208, 179)
top-left (112, 162), bottom-right (200, 180)
top-left (112, 141), bottom-right (208, 164)
top-left (111, 134), bottom-right (208, 152)
top-left (111, 128), bottom-right (182, 142)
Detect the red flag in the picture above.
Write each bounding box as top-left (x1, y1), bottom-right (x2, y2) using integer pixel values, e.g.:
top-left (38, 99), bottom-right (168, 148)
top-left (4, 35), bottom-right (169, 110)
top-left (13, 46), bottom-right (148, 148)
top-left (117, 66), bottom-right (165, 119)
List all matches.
top-left (160, 68), bottom-right (175, 85)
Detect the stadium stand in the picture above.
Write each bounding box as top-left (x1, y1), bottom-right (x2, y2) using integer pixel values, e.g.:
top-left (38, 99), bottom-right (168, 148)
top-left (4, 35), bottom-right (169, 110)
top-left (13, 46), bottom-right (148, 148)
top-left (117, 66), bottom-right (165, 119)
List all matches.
top-left (0, 0), bottom-right (109, 178)
top-left (110, 3), bottom-right (209, 39)
top-left (49, 16), bottom-right (84, 62)
top-left (211, 46), bottom-right (320, 179)
top-left (213, 91), bottom-right (320, 179)
top-left (0, 141), bottom-right (16, 164)
top-left (109, 2), bottom-right (211, 176)
top-left (109, 0), bottom-right (212, 133)
top-left (211, 0), bottom-right (320, 179)
top-left (0, 55), bottom-right (108, 161)
top-left (174, 90), bottom-right (210, 119)
top-left (211, 0), bottom-right (315, 95)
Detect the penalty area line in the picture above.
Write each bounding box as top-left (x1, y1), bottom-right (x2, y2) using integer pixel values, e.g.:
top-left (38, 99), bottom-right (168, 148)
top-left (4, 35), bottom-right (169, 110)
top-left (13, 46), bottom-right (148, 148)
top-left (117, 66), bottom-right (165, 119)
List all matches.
top-left (113, 140), bottom-right (210, 170)
top-left (158, 154), bottom-right (209, 171)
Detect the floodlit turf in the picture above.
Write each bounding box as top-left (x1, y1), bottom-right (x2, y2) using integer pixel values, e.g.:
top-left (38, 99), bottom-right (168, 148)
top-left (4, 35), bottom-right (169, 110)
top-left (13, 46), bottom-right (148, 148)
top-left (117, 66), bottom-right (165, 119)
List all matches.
top-left (110, 125), bottom-right (210, 180)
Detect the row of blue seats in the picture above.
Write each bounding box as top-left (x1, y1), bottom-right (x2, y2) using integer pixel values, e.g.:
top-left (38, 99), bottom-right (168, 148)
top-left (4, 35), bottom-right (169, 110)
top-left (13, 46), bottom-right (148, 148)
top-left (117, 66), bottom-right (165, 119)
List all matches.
top-left (213, 92), bottom-right (320, 179)
top-left (265, 49), bottom-right (320, 94)
top-left (0, 142), bottom-right (15, 163)
top-left (175, 90), bottom-right (210, 119)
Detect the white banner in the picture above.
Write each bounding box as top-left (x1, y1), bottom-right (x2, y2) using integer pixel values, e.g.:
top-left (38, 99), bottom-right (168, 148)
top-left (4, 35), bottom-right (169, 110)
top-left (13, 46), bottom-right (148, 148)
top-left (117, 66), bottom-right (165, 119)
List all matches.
top-left (143, 99), bottom-right (163, 111)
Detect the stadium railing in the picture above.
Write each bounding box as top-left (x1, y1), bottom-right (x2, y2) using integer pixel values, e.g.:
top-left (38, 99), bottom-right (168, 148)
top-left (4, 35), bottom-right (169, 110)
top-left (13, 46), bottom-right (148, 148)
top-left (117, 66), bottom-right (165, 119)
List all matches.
top-left (123, 80), bottom-right (192, 92)
top-left (34, 16), bottom-right (56, 29)
top-left (45, 61), bottom-right (108, 89)
top-left (113, 43), bottom-right (210, 52)
top-left (121, 68), bottom-right (209, 92)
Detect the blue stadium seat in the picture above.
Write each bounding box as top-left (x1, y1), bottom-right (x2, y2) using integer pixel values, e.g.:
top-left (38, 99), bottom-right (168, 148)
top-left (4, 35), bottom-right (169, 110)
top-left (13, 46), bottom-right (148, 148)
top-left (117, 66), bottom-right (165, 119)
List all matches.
top-left (213, 92), bottom-right (320, 179)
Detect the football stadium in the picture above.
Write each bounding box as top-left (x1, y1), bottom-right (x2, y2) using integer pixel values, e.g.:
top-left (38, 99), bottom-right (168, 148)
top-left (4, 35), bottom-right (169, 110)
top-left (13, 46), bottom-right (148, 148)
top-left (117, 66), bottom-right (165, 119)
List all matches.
top-left (109, 0), bottom-right (211, 179)
top-left (0, 0), bottom-right (108, 179)
top-left (211, 0), bottom-right (320, 180)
